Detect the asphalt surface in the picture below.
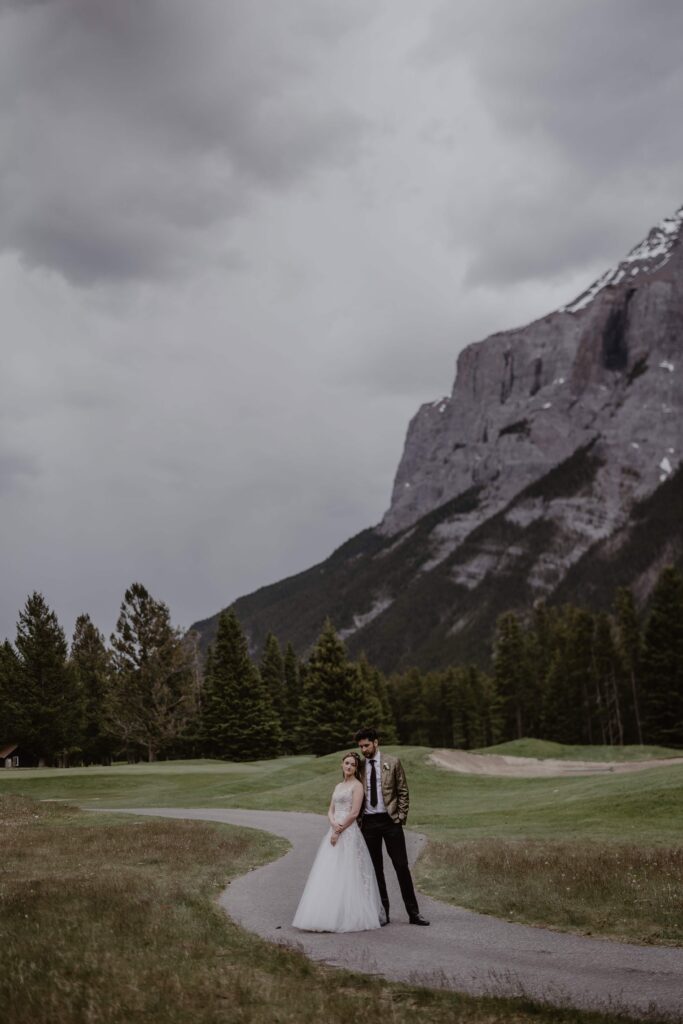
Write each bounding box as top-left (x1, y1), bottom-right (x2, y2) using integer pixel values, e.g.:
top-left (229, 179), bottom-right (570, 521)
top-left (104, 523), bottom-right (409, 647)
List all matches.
top-left (90, 806), bottom-right (683, 1019)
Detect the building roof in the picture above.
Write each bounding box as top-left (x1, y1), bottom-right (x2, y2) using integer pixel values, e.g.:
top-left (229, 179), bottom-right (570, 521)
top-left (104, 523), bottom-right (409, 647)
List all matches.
top-left (0, 743), bottom-right (19, 758)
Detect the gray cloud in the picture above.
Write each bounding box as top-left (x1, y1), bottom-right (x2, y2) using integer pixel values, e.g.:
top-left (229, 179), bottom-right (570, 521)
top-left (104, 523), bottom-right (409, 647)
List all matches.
top-left (0, 452), bottom-right (38, 495)
top-left (419, 0), bottom-right (683, 286)
top-left (0, 0), bottom-right (368, 285)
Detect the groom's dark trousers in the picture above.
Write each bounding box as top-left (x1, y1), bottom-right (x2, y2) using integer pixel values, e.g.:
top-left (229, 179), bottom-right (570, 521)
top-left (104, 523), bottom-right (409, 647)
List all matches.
top-left (360, 812), bottom-right (419, 918)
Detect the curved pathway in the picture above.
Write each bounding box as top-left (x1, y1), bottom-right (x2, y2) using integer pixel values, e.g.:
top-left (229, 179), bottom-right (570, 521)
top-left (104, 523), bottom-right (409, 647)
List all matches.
top-left (91, 807), bottom-right (683, 1019)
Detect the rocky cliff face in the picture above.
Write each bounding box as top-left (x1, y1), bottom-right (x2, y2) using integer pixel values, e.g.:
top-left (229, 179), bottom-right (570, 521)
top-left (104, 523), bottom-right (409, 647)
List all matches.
top-left (193, 207), bottom-right (683, 671)
top-left (382, 206), bottom-right (683, 546)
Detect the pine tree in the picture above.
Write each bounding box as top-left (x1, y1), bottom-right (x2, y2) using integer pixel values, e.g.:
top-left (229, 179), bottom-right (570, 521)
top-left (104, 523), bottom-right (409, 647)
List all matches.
top-left (641, 567), bottom-right (683, 746)
top-left (281, 641), bottom-right (302, 752)
top-left (71, 614), bottom-right (114, 765)
top-left (301, 619), bottom-right (358, 755)
top-left (13, 593), bottom-right (85, 765)
top-left (543, 606), bottom-right (596, 744)
top-left (614, 588), bottom-right (644, 744)
top-left (354, 655), bottom-right (394, 739)
top-left (0, 640), bottom-right (21, 740)
top-left (493, 612), bottom-right (531, 739)
top-left (591, 612), bottom-right (624, 746)
top-left (259, 633), bottom-right (286, 726)
top-left (201, 609), bottom-right (281, 760)
top-left (107, 583), bottom-right (196, 762)
top-left (387, 667), bottom-right (430, 745)
top-left (445, 666), bottom-right (500, 749)
top-left (527, 602), bottom-right (557, 735)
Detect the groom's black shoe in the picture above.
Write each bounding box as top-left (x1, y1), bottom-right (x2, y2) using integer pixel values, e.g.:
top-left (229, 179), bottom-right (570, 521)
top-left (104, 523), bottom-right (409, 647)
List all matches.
top-left (409, 914), bottom-right (430, 926)
top-left (381, 915), bottom-right (390, 927)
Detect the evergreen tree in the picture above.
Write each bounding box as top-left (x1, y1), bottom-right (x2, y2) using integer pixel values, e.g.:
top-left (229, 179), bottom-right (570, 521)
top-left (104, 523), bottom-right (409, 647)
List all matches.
top-left (301, 619), bottom-right (358, 755)
top-left (641, 567), bottom-right (683, 746)
top-left (71, 614), bottom-right (114, 765)
top-left (591, 612), bottom-right (624, 746)
top-left (368, 658), bottom-right (398, 744)
top-left (108, 583), bottom-right (196, 762)
top-left (281, 641), bottom-right (302, 752)
top-left (202, 609), bottom-right (281, 760)
top-left (294, 658), bottom-right (313, 752)
top-left (0, 640), bottom-right (21, 740)
top-left (527, 602), bottom-right (557, 734)
top-left (543, 606), bottom-right (596, 744)
top-left (493, 612), bottom-right (532, 739)
top-left (13, 593), bottom-right (85, 765)
top-left (446, 666), bottom-right (501, 749)
top-left (387, 667), bottom-right (430, 745)
top-left (355, 655), bottom-right (396, 741)
top-left (259, 633), bottom-right (286, 726)
top-left (614, 588), bottom-right (644, 744)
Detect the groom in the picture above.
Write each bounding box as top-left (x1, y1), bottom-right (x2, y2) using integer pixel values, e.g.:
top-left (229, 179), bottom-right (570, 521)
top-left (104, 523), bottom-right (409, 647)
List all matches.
top-left (355, 727), bottom-right (429, 926)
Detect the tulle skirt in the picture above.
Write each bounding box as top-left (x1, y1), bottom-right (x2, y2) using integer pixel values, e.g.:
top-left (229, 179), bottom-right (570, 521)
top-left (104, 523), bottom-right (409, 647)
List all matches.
top-left (292, 821), bottom-right (384, 932)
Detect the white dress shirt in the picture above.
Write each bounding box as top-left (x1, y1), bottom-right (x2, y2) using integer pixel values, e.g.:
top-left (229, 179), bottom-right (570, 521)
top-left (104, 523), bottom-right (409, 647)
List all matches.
top-left (363, 749), bottom-right (387, 814)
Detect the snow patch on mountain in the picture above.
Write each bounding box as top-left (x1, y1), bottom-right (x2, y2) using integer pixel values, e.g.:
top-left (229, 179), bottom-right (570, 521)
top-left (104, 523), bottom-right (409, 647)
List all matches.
top-left (338, 595), bottom-right (393, 640)
top-left (561, 206), bottom-right (683, 314)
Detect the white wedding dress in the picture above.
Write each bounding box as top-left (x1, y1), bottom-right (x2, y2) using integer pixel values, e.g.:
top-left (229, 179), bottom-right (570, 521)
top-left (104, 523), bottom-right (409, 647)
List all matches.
top-left (292, 782), bottom-right (385, 932)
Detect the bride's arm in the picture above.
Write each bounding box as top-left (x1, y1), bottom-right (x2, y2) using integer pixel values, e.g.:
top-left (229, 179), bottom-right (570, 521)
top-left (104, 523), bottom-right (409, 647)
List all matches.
top-left (327, 795), bottom-right (336, 827)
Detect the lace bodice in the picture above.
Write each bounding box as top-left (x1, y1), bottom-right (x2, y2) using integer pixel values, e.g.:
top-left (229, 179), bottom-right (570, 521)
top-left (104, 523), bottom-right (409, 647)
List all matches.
top-left (331, 782), bottom-right (356, 824)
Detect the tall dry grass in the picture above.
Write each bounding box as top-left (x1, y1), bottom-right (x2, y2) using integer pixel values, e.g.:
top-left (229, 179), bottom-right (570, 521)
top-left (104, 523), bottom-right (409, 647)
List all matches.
top-left (417, 839), bottom-right (683, 945)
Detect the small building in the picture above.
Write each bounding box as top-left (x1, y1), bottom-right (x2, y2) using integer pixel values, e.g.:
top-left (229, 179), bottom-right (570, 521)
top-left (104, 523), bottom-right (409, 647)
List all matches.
top-left (0, 742), bottom-right (41, 768)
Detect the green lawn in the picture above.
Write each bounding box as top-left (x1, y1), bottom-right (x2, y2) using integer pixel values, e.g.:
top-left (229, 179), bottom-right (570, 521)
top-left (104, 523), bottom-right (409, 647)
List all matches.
top-left (2, 795), bottom-right (676, 1024)
top-left (2, 746), bottom-right (682, 843)
top-left (3, 746), bottom-right (682, 945)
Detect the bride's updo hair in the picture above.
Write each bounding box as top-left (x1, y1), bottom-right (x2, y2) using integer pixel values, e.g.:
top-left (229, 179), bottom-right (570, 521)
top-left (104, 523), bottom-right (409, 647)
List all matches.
top-left (340, 751), bottom-right (363, 783)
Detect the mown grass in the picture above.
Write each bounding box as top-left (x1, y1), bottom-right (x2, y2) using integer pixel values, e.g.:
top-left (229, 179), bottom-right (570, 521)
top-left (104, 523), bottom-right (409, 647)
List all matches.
top-left (2, 746), bottom-right (682, 946)
top-left (473, 740), bottom-right (683, 762)
top-left (1, 795), bottom-right (676, 1024)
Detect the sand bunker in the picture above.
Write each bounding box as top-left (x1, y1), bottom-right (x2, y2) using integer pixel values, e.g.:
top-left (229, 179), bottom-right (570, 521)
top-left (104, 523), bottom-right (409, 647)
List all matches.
top-left (429, 749), bottom-right (683, 777)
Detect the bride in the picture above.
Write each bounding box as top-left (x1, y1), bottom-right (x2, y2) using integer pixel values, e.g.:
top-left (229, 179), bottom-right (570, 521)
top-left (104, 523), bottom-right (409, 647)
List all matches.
top-left (292, 751), bottom-right (386, 932)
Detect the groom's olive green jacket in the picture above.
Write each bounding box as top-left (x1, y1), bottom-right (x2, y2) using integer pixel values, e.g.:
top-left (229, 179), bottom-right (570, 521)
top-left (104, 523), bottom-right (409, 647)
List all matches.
top-left (378, 751), bottom-right (410, 824)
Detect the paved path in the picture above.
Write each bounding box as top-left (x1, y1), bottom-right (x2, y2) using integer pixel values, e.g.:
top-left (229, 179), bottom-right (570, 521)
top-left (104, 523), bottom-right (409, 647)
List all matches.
top-left (90, 806), bottom-right (683, 1019)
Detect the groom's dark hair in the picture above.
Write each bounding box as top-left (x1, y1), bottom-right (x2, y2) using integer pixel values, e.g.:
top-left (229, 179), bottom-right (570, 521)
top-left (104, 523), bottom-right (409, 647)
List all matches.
top-left (354, 727), bottom-right (378, 742)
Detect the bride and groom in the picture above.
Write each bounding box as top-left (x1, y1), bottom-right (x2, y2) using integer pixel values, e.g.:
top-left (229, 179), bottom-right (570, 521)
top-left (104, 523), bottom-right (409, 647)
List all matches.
top-left (292, 727), bottom-right (430, 932)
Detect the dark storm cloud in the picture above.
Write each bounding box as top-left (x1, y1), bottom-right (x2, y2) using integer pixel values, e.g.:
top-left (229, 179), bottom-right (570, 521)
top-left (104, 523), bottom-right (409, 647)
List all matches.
top-left (421, 0), bottom-right (683, 286)
top-left (0, 0), bottom-right (368, 285)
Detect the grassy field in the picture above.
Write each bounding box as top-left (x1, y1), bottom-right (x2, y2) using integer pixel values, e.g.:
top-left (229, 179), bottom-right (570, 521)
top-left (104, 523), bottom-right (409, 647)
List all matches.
top-left (2, 794), bottom-right (677, 1024)
top-left (473, 740), bottom-right (683, 762)
top-left (2, 745), bottom-right (682, 945)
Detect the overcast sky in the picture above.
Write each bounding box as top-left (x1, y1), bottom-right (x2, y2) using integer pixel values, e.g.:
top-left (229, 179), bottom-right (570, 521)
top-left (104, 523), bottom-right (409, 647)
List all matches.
top-left (2, 0), bottom-right (683, 643)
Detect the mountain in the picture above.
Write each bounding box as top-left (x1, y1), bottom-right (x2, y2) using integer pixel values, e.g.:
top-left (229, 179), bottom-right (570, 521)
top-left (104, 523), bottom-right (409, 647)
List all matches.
top-left (192, 206), bottom-right (683, 672)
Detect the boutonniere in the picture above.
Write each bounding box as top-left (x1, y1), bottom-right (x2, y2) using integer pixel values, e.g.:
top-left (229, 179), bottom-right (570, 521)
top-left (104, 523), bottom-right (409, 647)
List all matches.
top-left (382, 763), bottom-right (390, 771)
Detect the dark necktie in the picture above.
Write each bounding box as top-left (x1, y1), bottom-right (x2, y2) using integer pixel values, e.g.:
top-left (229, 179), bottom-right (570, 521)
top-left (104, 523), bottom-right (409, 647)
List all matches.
top-left (369, 758), bottom-right (378, 807)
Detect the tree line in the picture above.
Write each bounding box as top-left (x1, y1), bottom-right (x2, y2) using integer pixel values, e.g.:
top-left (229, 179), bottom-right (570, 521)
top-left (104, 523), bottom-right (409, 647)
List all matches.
top-left (390, 567), bottom-right (683, 750)
top-left (0, 583), bottom-right (395, 765)
top-left (1, 566), bottom-right (681, 765)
